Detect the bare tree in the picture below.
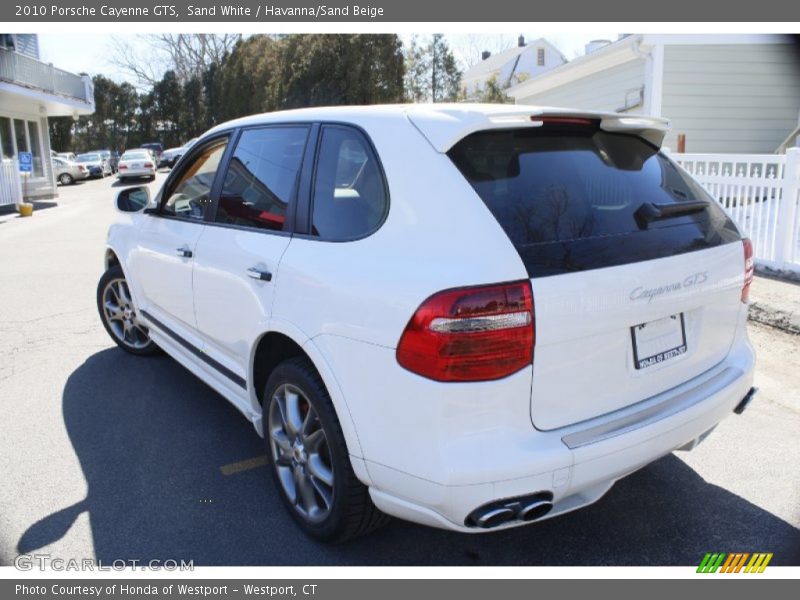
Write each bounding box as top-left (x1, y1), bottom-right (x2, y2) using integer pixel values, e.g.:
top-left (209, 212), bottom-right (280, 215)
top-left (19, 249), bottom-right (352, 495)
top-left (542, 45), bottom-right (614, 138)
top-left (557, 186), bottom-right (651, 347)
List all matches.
top-left (450, 34), bottom-right (518, 68)
top-left (109, 34), bottom-right (242, 88)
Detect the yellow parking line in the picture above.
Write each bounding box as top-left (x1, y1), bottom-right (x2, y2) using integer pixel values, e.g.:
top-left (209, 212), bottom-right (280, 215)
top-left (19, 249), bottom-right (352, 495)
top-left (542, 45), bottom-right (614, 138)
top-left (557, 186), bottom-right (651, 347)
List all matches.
top-left (220, 455), bottom-right (268, 476)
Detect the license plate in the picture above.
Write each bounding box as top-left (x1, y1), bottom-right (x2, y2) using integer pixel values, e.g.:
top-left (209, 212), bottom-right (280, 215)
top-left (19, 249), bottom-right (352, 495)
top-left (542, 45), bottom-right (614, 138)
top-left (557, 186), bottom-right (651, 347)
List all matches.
top-left (631, 313), bottom-right (687, 370)
top-left (132, 163), bottom-right (142, 168)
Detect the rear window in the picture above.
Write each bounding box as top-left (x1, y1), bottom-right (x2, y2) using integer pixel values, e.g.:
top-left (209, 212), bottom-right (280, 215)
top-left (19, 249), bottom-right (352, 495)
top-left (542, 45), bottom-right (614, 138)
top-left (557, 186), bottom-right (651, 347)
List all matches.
top-left (448, 125), bottom-right (740, 277)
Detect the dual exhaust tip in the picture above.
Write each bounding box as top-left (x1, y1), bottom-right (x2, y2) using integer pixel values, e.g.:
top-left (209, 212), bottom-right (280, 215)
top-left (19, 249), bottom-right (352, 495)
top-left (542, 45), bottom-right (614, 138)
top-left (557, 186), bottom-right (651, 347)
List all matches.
top-left (465, 492), bottom-right (554, 529)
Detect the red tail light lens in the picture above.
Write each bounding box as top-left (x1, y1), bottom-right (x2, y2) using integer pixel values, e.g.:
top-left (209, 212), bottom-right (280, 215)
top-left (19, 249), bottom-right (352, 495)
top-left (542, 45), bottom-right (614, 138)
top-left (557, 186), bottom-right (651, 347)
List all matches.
top-left (144, 162), bottom-right (153, 168)
top-left (742, 238), bottom-right (754, 303)
top-left (536, 116), bottom-right (596, 127)
top-left (396, 281), bottom-right (534, 382)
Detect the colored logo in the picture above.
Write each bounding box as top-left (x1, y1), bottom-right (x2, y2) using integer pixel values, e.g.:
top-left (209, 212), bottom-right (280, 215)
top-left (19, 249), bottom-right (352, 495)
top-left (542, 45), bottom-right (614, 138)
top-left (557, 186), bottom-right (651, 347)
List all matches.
top-left (697, 552), bottom-right (773, 573)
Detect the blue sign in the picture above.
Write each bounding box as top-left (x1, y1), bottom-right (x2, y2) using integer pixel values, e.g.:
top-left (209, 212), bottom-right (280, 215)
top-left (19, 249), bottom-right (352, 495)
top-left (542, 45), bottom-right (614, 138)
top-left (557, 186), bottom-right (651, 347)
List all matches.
top-left (18, 152), bottom-right (32, 173)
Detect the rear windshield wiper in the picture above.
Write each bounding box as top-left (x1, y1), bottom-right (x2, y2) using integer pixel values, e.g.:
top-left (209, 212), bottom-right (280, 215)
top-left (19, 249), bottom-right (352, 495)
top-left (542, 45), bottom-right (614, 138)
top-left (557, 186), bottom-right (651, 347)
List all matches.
top-left (634, 200), bottom-right (708, 229)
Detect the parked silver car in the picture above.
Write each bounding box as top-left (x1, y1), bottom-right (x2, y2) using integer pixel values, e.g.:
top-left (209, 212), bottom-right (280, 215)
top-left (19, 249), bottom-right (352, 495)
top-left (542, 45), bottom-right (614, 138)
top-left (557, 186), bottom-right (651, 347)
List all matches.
top-left (52, 157), bottom-right (90, 185)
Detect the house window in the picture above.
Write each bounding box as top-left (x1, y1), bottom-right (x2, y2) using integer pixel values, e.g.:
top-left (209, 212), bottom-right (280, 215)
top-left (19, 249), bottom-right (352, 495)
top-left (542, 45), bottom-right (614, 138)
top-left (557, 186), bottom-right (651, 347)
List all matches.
top-left (27, 120), bottom-right (44, 178)
top-left (0, 34), bottom-right (14, 51)
top-left (1, 117), bottom-right (45, 177)
top-left (0, 117), bottom-right (13, 159)
top-left (537, 48), bottom-right (545, 66)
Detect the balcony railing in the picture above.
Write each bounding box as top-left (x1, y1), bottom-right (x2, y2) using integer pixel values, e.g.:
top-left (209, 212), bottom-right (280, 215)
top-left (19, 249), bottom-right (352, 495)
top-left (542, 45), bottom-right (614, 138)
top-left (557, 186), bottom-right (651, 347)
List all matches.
top-left (0, 46), bottom-right (93, 104)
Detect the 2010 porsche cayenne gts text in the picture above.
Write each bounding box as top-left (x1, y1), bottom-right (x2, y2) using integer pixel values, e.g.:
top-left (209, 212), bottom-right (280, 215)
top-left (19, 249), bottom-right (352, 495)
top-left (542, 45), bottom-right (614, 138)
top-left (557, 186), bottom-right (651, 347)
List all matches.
top-left (98, 104), bottom-right (757, 541)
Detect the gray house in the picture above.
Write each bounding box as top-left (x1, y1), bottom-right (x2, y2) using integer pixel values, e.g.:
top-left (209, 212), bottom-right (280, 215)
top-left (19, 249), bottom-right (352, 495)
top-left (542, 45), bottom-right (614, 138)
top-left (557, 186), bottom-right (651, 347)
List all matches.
top-left (506, 34), bottom-right (800, 154)
top-left (0, 34), bottom-right (95, 204)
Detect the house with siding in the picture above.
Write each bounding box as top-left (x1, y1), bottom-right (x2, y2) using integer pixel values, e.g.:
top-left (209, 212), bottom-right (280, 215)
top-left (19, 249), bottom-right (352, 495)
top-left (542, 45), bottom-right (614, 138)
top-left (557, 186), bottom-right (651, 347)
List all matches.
top-left (0, 34), bottom-right (95, 204)
top-left (461, 36), bottom-right (566, 99)
top-left (506, 34), bottom-right (800, 154)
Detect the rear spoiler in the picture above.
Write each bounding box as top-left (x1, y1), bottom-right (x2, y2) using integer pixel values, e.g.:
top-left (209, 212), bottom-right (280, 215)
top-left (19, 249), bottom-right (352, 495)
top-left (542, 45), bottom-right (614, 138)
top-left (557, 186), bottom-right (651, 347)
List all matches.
top-left (406, 105), bottom-right (671, 152)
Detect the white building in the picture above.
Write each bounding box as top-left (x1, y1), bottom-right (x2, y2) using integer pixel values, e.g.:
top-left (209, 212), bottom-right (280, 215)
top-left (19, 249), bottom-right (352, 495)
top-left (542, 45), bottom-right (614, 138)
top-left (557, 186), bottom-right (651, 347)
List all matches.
top-left (506, 34), bottom-right (800, 154)
top-left (462, 36), bottom-right (566, 99)
top-left (0, 34), bottom-right (95, 203)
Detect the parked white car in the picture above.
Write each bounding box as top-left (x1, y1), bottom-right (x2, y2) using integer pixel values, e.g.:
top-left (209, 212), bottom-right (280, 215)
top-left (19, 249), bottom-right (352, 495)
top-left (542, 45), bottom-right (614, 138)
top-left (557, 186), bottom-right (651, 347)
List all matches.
top-left (117, 150), bottom-right (156, 182)
top-left (97, 104), bottom-right (756, 541)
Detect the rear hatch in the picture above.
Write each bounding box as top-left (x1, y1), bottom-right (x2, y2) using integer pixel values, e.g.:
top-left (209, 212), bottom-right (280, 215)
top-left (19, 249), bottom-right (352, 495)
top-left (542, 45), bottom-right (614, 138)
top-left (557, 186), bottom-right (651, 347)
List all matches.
top-left (448, 120), bottom-right (745, 430)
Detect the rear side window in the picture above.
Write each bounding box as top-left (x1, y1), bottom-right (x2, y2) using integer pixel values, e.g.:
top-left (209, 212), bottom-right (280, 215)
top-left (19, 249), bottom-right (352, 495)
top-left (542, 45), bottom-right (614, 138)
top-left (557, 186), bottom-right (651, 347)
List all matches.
top-left (217, 126), bottom-right (309, 232)
top-left (448, 125), bottom-right (740, 276)
top-left (310, 126), bottom-right (388, 241)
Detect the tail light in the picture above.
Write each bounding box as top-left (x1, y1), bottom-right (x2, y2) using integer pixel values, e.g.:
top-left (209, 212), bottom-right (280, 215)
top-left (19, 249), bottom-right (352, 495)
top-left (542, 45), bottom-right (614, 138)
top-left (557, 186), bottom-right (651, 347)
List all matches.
top-left (118, 164), bottom-right (127, 170)
top-left (396, 281), bottom-right (534, 382)
top-left (742, 238), bottom-right (754, 303)
top-left (144, 162), bottom-right (153, 168)
top-left (535, 116), bottom-right (596, 127)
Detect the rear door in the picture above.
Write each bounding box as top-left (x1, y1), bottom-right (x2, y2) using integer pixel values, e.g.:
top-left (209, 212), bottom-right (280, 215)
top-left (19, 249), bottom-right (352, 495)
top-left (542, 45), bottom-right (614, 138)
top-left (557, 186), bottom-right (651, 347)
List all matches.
top-left (448, 122), bottom-right (745, 430)
top-left (192, 125), bottom-right (310, 384)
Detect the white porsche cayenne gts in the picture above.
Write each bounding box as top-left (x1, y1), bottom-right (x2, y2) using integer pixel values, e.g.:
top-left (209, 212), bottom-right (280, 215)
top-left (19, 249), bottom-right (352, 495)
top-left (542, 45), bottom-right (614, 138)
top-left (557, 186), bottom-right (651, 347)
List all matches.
top-left (97, 104), bottom-right (756, 541)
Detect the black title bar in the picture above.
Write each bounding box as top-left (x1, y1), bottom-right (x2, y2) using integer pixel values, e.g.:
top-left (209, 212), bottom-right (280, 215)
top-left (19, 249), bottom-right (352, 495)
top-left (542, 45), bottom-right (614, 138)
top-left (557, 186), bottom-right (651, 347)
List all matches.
top-left (4, 0), bottom-right (800, 22)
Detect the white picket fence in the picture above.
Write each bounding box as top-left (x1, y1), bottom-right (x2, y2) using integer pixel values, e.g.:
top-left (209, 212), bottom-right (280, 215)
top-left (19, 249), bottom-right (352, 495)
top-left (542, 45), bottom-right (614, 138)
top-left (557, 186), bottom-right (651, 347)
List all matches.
top-left (0, 158), bottom-right (23, 207)
top-left (673, 148), bottom-right (800, 274)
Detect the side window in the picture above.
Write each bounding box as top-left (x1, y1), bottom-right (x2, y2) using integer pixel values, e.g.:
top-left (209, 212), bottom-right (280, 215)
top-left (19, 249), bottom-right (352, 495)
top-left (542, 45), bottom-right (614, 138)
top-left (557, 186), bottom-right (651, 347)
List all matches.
top-left (310, 126), bottom-right (388, 240)
top-left (216, 126), bottom-right (308, 232)
top-left (162, 139), bottom-right (227, 221)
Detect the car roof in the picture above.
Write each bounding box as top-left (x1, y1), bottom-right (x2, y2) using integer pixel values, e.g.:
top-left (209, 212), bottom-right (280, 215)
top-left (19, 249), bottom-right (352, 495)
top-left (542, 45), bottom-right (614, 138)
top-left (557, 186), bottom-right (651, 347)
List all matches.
top-left (202, 103), bottom-right (671, 152)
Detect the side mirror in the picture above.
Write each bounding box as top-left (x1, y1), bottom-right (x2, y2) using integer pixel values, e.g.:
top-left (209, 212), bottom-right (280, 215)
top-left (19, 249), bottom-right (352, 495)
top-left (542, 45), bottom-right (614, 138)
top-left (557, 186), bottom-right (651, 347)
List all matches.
top-left (115, 186), bottom-right (150, 213)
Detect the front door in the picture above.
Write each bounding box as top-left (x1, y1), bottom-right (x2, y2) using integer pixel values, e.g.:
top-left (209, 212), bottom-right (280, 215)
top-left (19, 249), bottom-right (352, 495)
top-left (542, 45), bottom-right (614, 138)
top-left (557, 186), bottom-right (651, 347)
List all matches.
top-left (127, 138), bottom-right (229, 345)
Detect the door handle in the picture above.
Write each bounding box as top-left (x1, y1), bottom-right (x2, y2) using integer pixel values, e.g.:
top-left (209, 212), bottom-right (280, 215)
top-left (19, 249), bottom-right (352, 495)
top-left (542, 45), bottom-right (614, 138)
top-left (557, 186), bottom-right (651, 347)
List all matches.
top-left (247, 267), bottom-right (272, 282)
top-left (175, 247), bottom-right (193, 258)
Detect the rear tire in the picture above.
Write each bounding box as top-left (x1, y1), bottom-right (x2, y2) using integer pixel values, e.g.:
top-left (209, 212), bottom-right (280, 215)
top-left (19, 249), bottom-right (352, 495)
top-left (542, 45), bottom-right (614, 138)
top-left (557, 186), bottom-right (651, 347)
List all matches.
top-left (262, 357), bottom-right (390, 542)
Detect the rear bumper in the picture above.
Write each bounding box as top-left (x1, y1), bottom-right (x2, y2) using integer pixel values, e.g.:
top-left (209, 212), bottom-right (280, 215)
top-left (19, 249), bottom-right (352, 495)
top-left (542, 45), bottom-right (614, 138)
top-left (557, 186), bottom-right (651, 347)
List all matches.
top-left (117, 169), bottom-right (154, 178)
top-left (365, 330), bottom-right (755, 532)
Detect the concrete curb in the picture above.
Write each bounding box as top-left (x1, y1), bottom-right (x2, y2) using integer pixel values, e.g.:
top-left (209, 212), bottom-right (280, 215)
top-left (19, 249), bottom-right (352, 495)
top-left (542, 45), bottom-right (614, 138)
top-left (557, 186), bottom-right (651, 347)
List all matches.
top-left (748, 302), bottom-right (800, 335)
top-left (747, 275), bottom-right (800, 335)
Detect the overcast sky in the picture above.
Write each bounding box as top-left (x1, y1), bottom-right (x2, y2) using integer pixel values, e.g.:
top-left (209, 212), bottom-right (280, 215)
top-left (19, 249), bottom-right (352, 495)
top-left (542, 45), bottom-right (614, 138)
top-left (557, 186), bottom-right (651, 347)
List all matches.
top-left (38, 31), bottom-right (623, 86)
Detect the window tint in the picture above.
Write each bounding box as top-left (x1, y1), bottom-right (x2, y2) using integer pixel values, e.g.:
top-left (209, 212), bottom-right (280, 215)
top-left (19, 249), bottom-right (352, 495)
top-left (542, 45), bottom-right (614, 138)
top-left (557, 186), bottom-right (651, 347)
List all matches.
top-left (162, 139), bottom-right (227, 221)
top-left (216, 126), bottom-right (308, 232)
top-left (448, 126), bottom-right (740, 276)
top-left (311, 126), bottom-right (387, 240)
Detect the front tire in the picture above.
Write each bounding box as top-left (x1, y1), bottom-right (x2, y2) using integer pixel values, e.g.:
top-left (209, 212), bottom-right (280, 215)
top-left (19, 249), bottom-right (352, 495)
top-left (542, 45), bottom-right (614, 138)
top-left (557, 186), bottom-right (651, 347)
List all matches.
top-left (263, 358), bottom-right (390, 541)
top-left (58, 173), bottom-right (74, 185)
top-left (97, 265), bottom-right (160, 356)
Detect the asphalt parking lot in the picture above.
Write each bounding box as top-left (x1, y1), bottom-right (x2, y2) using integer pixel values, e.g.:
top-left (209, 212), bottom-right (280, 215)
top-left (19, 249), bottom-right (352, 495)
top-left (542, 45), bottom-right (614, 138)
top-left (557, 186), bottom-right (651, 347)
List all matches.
top-left (0, 175), bottom-right (798, 566)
